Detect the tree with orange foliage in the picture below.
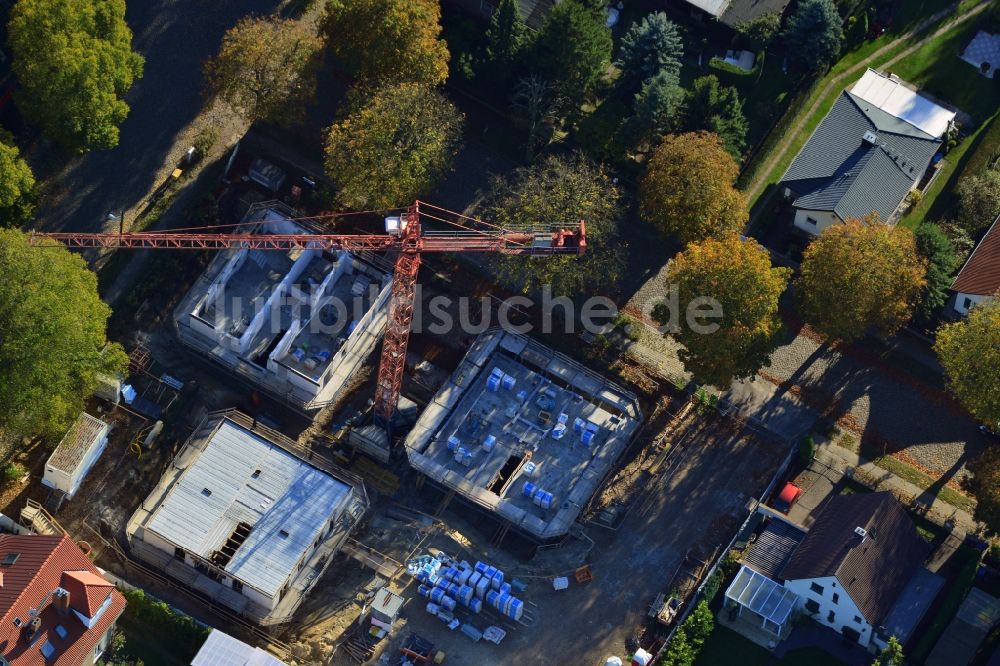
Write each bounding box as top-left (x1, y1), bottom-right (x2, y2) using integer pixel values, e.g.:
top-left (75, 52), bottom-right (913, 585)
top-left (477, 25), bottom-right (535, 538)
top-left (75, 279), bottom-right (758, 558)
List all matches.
top-left (796, 217), bottom-right (926, 342)
top-left (660, 234), bottom-right (790, 388)
top-left (639, 131), bottom-right (748, 244)
top-left (323, 0), bottom-right (449, 87)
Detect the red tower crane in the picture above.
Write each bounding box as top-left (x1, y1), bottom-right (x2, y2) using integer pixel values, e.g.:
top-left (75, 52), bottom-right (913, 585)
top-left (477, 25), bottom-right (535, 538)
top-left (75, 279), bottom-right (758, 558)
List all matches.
top-left (30, 201), bottom-right (586, 432)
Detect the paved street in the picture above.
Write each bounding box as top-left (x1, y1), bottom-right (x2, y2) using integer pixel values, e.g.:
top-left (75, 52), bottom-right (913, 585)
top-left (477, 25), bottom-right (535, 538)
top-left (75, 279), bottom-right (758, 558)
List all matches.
top-left (29, 0), bottom-right (285, 233)
top-left (625, 266), bottom-right (990, 489)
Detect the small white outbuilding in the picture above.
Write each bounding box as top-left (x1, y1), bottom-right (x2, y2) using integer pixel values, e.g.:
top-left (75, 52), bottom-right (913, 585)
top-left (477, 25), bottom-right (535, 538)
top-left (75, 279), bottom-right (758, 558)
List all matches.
top-left (42, 412), bottom-right (111, 499)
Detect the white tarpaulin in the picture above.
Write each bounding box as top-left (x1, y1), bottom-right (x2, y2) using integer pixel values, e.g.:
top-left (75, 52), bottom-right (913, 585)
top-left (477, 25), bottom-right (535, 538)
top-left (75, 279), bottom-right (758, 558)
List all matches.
top-left (850, 69), bottom-right (956, 138)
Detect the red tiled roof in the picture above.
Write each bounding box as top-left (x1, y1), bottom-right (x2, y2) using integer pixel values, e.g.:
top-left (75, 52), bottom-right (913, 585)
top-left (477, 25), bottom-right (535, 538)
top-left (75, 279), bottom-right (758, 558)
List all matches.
top-left (60, 571), bottom-right (114, 619)
top-left (952, 215), bottom-right (1000, 296)
top-left (0, 534), bottom-right (126, 666)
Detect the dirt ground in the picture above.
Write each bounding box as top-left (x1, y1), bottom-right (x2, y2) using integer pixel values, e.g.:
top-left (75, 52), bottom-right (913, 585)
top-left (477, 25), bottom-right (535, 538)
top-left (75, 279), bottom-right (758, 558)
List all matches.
top-left (292, 408), bottom-right (790, 666)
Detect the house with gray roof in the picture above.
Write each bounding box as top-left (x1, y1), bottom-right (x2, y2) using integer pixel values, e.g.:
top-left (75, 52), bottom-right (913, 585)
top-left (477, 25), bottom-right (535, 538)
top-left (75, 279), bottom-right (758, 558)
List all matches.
top-left (127, 412), bottom-right (368, 625)
top-left (677, 0), bottom-right (792, 27)
top-left (780, 70), bottom-right (956, 235)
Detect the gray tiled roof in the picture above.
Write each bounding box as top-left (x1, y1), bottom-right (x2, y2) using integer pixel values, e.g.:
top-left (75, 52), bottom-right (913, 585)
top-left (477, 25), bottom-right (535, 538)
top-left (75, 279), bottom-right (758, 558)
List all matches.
top-left (720, 0), bottom-right (793, 27)
top-left (781, 92), bottom-right (942, 222)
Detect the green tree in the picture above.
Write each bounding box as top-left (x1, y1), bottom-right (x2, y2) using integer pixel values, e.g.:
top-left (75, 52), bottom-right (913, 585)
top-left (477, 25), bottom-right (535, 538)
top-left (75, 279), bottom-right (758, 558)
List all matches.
top-left (955, 168), bottom-right (1000, 233)
top-left (684, 600), bottom-right (716, 649)
top-left (967, 445), bottom-right (1000, 535)
top-left (639, 131), bottom-right (748, 244)
top-left (872, 636), bottom-right (904, 666)
top-left (0, 138), bottom-right (35, 227)
top-left (935, 297), bottom-right (1000, 427)
top-left (205, 17), bottom-right (324, 124)
top-left (8, 0), bottom-right (144, 152)
top-left (324, 0), bottom-right (449, 86)
top-left (534, 0), bottom-right (612, 105)
top-left (682, 75), bottom-right (749, 159)
top-left (615, 12), bottom-right (683, 93)
top-left (480, 153), bottom-right (621, 297)
top-left (0, 229), bottom-right (127, 442)
top-left (627, 69), bottom-right (685, 147)
top-left (661, 626), bottom-right (696, 666)
top-left (797, 219), bottom-right (926, 342)
top-left (484, 0), bottom-right (526, 73)
top-left (324, 83), bottom-right (464, 209)
top-left (660, 235), bottom-right (789, 388)
top-left (735, 12), bottom-right (782, 49)
top-left (914, 223), bottom-right (959, 321)
top-left (782, 0), bottom-right (843, 73)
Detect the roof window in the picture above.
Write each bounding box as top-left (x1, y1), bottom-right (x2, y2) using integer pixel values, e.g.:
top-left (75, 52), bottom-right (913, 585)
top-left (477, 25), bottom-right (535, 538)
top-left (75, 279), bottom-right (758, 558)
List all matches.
top-left (201, 488), bottom-right (212, 497)
top-left (1, 553), bottom-right (19, 566)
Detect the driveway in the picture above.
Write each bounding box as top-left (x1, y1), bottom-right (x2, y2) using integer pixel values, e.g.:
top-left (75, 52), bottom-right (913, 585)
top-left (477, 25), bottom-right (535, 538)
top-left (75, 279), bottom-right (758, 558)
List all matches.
top-left (28, 0), bottom-right (285, 233)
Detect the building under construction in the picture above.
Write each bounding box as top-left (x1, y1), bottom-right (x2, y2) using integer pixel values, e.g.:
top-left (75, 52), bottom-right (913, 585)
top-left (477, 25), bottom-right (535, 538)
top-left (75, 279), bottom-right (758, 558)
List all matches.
top-left (126, 411), bottom-right (368, 625)
top-left (174, 203), bottom-right (393, 412)
top-left (404, 329), bottom-right (642, 542)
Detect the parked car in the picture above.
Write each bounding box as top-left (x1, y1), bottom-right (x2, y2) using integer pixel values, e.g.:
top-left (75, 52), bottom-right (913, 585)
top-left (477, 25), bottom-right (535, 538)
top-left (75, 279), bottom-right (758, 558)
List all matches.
top-left (980, 424), bottom-right (999, 439)
top-left (773, 482), bottom-right (802, 514)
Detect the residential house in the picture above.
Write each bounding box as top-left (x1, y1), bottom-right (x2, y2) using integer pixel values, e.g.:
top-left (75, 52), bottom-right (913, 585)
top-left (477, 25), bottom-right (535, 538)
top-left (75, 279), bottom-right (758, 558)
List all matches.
top-left (779, 492), bottom-right (932, 649)
top-left (780, 69), bottom-right (956, 235)
top-left (0, 533), bottom-right (126, 666)
top-left (674, 0), bottom-right (792, 27)
top-left (728, 492), bottom-right (938, 650)
top-left (951, 213), bottom-right (1000, 315)
top-left (126, 412), bottom-right (368, 625)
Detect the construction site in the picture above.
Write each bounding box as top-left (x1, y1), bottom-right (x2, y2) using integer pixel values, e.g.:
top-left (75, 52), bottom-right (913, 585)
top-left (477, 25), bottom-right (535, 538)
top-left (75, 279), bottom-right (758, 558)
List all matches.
top-left (2, 147), bottom-right (795, 666)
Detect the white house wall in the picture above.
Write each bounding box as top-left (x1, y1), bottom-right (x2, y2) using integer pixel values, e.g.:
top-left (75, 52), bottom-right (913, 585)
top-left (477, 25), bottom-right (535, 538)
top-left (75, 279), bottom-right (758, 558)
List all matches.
top-left (952, 292), bottom-right (991, 316)
top-left (784, 575), bottom-right (874, 647)
top-left (67, 430), bottom-right (110, 498)
top-left (793, 209), bottom-right (842, 235)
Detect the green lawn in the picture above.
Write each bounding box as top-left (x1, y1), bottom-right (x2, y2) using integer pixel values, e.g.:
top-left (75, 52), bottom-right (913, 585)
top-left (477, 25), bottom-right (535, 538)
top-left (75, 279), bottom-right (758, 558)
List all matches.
top-left (867, 453), bottom-right (977, 513)
top-left (695, 625), bottom-right (847, 666)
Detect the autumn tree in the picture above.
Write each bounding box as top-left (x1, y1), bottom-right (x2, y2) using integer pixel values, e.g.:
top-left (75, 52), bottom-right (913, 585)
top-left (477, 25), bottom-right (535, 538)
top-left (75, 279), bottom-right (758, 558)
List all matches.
top-left (640, 131), bottom-right (748, 244)
top-left (661, 235), bottom-right (789, 388)
top-left (205, 17), bottom-right (324, 124)
top-left (682, 75), bottom-right (749, 159)
top-left (8, 0), bottom-right (144, 152)
top-left (782, 0), bottom-right (842, 73)
top-left (797, 219), bottom-right (926, 342)
top-left (935, 297), bottom-right (1000, 427)
top-left (615, 12), bottom-right (683, 93)
top-left (480, 153), bottom-right (620, 297)
top-left (324, 83), bottom-right (463, 209)
top-left (955, 168), bottom-right (1000, 233)
top-left (967, 446), bottom-right (1000, 535)
top-left (872, 636), bottom-right (904, 666)
top-left (534, 0), bottom-right (612, 105)
top-left (0, 137), bottom-right (35, 227)
top-left (324, 0), bottom-right (449, 86)
top-left (914, 223), bottom-right (959, 321)
top-left (0, 229), bottom-right (127, 443)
